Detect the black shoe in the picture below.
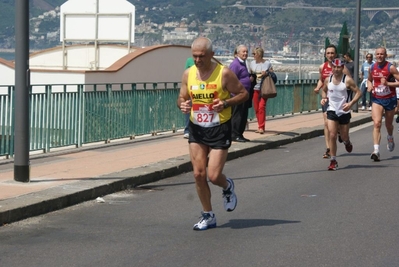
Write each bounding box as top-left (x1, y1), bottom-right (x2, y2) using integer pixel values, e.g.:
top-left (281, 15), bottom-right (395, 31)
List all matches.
top-left (396, 116), bottom-right (399, 124)
top-left (323, 148), bottom-right (330, 159)
top-left (233, 137), bottom-right (247, 142)
top-left (241, 136), bottom-right (250, 142)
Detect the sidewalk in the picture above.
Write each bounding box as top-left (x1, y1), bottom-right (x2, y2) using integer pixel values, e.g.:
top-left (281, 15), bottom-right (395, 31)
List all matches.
top-left (0, 111), bottom-right (372, 225)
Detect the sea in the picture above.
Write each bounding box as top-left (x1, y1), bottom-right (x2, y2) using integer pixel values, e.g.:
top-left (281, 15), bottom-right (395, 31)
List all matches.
top-left (216, 56), bottom-right (322, 81)
top-left (0, 52), bottom-right (14, 61)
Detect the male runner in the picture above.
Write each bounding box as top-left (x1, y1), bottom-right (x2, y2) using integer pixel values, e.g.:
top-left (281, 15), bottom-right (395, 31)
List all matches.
top-left (321, 58), bottom-right (362, 170)
top-left (367, 47), bottom-right (399, 161)
top-left (177, 37), bottom-right (248, 230)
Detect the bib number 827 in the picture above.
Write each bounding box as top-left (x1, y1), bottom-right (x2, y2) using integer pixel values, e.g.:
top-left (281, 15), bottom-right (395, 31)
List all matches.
top-left (196, 113), bottom-right (214, 123)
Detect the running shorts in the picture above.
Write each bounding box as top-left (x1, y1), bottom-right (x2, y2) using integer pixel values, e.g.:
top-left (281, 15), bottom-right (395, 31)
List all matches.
top-left (327, 111), bottom-right (351, 125)
top-left (371, 96), bottom-right (397, 111)
top-left (188, 120), bottom-right (232, 149)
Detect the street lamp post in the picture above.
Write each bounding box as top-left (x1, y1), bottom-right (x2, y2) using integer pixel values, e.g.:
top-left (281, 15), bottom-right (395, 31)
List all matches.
top-left (352, 0), bottom-right (361, 112)
top-left (14, 0), bottom-right (30, 182)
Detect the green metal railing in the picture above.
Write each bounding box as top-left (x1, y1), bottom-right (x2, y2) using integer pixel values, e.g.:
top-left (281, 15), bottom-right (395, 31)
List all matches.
top-left (0, 80), bottom-right (319, 157)
top-left (248, 79), bottom-right (320, 118)
top-left (0, 86), bottom-right (14, 156)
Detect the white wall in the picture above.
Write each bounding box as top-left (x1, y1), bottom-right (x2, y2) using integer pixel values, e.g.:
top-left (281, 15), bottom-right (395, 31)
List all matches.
top-left (85, 46), bottom-right (192, 85)
top-left (60, 0), bottom-right (135, 43)
top-left (2, 45), bottom-right (222, 91)
top-left (30, 71), bottom-right (86, 93)
top-left (0, 62), bottom-right (15, 86)
top-left (30, 45), bottom-right (138, 70)
top-left (0, 60), bottom-right (15, 94)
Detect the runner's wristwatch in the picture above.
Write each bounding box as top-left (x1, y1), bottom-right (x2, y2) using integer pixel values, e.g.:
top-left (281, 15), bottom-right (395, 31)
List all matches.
top-left (222, 100), bottom-right (229, 109)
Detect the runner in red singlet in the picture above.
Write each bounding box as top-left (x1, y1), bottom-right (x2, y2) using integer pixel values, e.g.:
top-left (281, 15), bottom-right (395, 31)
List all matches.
top-left (314, 45), bottom-right (338, 159)
top-left (367, 47), bottom-right (399, 161)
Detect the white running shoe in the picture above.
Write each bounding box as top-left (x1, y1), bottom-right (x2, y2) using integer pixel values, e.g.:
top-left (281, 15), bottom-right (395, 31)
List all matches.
top-left (193, 212), bottom-right (216, 230)
top-left (183, 133), bottom-right (189, 139)
top-left (223, 178), bottom-right (237, 212)
top-left (387, 136), bottom-right (395, 152)
top-left (361, 106), bottom-right (366, 110)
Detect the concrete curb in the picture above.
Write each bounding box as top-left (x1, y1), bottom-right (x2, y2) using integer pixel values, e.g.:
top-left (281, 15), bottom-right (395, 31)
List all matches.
top-left (0, 114), bottom-right (372, 226)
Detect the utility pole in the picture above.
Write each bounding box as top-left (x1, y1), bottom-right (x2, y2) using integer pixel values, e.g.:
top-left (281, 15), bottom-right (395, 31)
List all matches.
top-left (353, 0), bottom-right (361, 112)
top-left (14, 0), bottom-right (30, 182)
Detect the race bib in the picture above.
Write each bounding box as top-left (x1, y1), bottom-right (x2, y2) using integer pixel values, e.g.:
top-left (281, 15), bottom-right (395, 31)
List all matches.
top-left (192, 103), bottom-right (220, 127)
top-left (374, 85), bottom-right (391, 96)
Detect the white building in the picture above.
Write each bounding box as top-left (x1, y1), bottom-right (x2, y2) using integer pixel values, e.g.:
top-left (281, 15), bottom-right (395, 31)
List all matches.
top-left (163, 31), bottom-right (198, 42)
top-left (0, 44), bottom-right (193, 89)
top-left (0, 0), bottom-right (219, 91)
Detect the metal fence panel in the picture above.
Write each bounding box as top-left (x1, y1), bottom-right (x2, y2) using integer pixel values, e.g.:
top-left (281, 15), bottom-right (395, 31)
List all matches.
top-left (0, 80), bottom-right (320, 157)
top-left (0, 87), bottom-right (13, 157)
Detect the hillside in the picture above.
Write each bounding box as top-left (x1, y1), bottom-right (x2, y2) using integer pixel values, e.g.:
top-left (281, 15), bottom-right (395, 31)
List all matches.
top-left (0, 0), bottom-right (65, 36)
top-left (0, 0), bottom-right (398, 51)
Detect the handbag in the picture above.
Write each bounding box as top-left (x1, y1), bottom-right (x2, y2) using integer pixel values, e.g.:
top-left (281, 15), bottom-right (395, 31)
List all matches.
top-left (260, 74), bottom-right (277, 99)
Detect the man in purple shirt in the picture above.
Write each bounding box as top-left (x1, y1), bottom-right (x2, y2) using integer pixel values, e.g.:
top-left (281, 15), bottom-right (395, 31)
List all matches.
top-left (229, 45), bottom-right (252, 142)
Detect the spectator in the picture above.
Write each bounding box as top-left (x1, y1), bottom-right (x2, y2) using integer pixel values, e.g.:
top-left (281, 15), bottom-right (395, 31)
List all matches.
top-left (249, 47), bottom-right (272, 134)
top-left (229, 45), bottom-right (252, 142)
top-left (360, 53), bottom-right (374, 110)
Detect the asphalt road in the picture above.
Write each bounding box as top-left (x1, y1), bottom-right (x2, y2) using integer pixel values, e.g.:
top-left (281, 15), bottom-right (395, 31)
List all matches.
top-left (0, 122), bottom-right (399, 267)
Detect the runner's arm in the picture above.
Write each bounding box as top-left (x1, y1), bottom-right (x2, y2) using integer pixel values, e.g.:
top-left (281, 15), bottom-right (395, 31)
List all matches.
top-left (320, 77), bottom-right (329, 105)
top-left (386, 65), bottom-right (399, 87)
top-left (367, 69), bottom-right (374, 92)
top-left (314, 64), bottom-right (324, 93)
top-left (177, 69), bottom-right (191, 114)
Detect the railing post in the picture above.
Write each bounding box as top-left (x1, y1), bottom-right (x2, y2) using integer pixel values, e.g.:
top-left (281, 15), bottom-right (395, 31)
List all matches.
top-left (44, 85), bottom-right (51, 153)
top-left (77, 84), bottom-right (84, 147)
top-left (8, 86), bottom-right (15, 158)
top-left (106, 84), bottom-right (112, 140)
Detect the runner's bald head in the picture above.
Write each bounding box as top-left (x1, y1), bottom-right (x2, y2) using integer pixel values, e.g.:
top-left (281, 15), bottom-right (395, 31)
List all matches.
top-left (192, 37), bottom-right (213, 53)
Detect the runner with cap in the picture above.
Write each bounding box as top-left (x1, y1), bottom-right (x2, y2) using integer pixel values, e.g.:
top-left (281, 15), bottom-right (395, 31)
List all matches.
top-left (314, 44), bottom-right (352, 159)
top-left (320, 58), bottom-right (362, 171)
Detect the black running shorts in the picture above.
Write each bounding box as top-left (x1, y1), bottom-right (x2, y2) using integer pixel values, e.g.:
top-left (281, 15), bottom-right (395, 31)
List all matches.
top-left (188, 120), bottom-right (232, 149)
top-left (326, 111), bottom-right (351, 125)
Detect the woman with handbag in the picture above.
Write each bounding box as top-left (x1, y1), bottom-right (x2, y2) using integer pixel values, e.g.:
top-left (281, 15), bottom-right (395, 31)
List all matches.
top-left (249, 47), bottom-right (272, 134)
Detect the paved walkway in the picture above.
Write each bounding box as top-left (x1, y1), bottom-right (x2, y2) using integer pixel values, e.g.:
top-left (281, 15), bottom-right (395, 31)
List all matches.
top-left (0, 111), bottom-right (373, 225)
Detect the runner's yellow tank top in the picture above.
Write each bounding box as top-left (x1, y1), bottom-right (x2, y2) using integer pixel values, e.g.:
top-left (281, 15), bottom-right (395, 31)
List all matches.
top-left (187, 64), bottom-right (231, 127)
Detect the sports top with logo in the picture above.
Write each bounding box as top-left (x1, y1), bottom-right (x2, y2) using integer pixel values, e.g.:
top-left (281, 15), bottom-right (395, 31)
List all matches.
top-left (327, 74), bottom-right (350, 117)
top-left (320, 61), bottom-right (333, 112)
top-left (370, 61), bottom-right (396, 99)
top-left (188, 64), bottom-right (231, 127)
top-left (321, 62), bottom-right (333, 80)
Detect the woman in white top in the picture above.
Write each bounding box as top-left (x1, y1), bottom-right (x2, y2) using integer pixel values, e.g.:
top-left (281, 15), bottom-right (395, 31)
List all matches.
top-left (249, 47), bottom-right (272, 134)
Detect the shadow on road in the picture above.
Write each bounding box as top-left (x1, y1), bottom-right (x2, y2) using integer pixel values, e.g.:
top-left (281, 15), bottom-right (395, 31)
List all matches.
top-left (218, 218), bottom-right (300, 229)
